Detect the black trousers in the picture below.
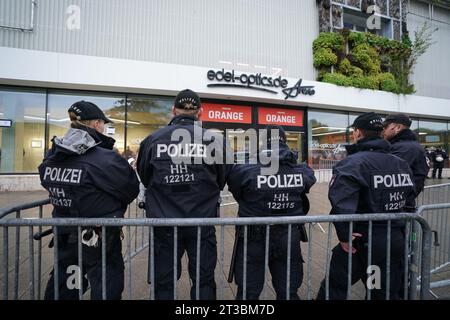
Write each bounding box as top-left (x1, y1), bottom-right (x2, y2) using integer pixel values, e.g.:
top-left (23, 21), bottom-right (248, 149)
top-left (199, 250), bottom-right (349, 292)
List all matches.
top-left (432, 165), bottom-right (444, 178)
top-left (234, 226), bottom-right (304, 300)
top-left (317, 229), bottom-right (405, 300)
top-left (44, 227), bottom-right (124, 300)
top-left (151, 226), bottom-right (217, 300)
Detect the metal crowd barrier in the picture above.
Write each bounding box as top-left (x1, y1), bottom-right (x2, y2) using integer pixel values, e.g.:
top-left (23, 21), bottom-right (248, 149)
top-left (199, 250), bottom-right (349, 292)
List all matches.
top-left (417, 183), bottom-right (450, 207)
top-left (318, 159), bottom-right (341, 170)
top-left (414, 183), bottom-right (450, 298)
top-left (314, 169), bottom-right (333, 184)
top-left (310, 159), bottom-right (340, 183)
top-left (0, 198), bottom-right (437, 300)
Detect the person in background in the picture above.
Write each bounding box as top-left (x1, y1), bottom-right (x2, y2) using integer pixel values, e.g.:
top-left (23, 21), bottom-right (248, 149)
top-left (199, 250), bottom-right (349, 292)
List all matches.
top-left (431, 146), bottom-right (448, 179)
top-left (382, 113), bottom-right (429, 210)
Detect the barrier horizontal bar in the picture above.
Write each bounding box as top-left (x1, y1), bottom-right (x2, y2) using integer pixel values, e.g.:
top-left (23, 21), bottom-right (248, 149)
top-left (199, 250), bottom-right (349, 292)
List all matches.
top-left (0, 212), bottom-right (428, 227)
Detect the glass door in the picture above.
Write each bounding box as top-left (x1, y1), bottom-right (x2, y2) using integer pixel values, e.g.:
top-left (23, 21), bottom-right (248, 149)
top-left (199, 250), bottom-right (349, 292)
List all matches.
top-left (228, 129), bottom-right (253, 163)
top-left (285, 131), bottom-right (303, 163)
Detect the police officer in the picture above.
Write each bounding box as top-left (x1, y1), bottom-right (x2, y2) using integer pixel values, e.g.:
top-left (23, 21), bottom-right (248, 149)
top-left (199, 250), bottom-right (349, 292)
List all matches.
top-left (430, 146), bottom-right (448, 179)
top-left (137, 89), bottom-right (230, 300)
top-left (39, 101), bottom-right (140, 300)
top-left (316, 112), bottom-right (415, 300)
top-left (227, 126), bottom-right (316, 300)
top-left (382, 113), bottom-right (429, 208)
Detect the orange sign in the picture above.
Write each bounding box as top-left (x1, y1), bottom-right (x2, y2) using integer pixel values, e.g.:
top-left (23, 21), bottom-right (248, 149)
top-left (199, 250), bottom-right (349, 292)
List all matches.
top-left (201, 103), bottom-right (252, 124)
top-left (258, 107), bottom-right (303, 127)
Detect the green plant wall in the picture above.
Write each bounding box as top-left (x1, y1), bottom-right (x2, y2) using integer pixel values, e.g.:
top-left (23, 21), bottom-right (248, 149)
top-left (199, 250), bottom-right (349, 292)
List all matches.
top-left (313, 30), bottom-right (415, 94)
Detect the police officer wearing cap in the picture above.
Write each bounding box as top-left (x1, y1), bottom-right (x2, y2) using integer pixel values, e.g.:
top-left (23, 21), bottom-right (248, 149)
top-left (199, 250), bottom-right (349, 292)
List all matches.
top-left (430, 146), bottom-right (448, 179)
top-left (39, 101), bottom-right (140, 300)
top-left (316, 112), bottom-right (415, 300)
top-left (383, 113), bottom-right (429, 207)
top-left (227, 126), bottom-right (316, 299)
top-left (137, 89), bottom-right (230, 300)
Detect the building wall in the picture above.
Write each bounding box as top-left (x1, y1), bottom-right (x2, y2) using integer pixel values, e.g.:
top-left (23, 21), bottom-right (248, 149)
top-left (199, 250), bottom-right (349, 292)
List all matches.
top-left (0, 0), bottom-right (319, 80)
top-left (1, 1), bottom-right (449, 99)
top-left (407, 0), bottom-right (450, 99)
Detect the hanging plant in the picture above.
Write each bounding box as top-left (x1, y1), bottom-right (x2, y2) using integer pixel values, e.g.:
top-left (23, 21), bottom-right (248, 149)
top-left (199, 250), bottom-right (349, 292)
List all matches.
top-left (311, 23), bottom-right (436, 94)
top-left (313, 48), bottom-right (338, 68)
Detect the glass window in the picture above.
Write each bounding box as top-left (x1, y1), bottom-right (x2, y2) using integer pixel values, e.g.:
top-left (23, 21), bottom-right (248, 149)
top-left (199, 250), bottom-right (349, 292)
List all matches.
top-left (126, 95), bottom-right (173, 160)
top-left (308, 110), bottom-right (349, 169)
top-left (342, 7), bottom-right (393, 39)
top-left (0, 88), bottom-right (46, 173)
top-left (418, 120), bottom-right (448, 148)
top-left (410, 118), bottom-right (419, 135)
top-left (47, 92), bottom-right (126, 154)
top-left (379, 18), bottom-right (393, 39)
top-left (418, 120), bottom-right (448, 168)
top-left (343, 9), bottom-right (368, 32)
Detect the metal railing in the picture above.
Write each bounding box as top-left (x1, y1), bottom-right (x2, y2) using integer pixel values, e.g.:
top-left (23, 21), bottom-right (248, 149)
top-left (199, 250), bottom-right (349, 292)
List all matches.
top-left (417, 182), bottom-right (450, 207)
top-left (415, 185), bottom-right (450, 299)
top-left (314, 169), bottom-right (333, 183)
top-left (0, 198), bottom-right (149, 300)
top-left (0, 198), bottom-right (437, 300)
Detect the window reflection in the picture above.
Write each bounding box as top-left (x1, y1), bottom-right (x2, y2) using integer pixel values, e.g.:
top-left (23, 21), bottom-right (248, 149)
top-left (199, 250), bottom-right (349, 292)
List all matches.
top-left (1, 86), bottom-right (450, 175)
top-left (47, 92), bottom-right (126, 153)
top-left (0, 89), bottom-right (46, 173)
top-left (419, 120), bottom-right (448, 168)
top-left (418, 120), bottom-right (447, 148)
top-left (308, 111), bottom-right (349, 170)
top-left (126, 96), bottom-right (173, 160)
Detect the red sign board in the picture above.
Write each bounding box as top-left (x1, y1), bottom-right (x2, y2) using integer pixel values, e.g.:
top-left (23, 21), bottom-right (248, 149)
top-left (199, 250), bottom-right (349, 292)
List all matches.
top-left (258, 107), bottom-right (303, 127)
top-left (201, 103), bottom-right (252, 124)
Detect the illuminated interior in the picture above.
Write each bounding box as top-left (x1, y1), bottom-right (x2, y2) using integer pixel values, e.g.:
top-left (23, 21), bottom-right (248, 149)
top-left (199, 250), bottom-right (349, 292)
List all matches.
top-left (1, 88), bottom-right (449, 174)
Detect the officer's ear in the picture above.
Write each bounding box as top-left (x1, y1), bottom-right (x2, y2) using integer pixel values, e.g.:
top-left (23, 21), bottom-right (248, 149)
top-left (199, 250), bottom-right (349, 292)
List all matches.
top-left (352, 128), bottom-right (363, 143)
top-left (91, 119), bottom-right (105, 134)
top-left (394, 123), bottom-right (403, 133)
top-left (172, 106), bottom-right (177, 116)
top-left (197, 107), bottom-right (203, 119)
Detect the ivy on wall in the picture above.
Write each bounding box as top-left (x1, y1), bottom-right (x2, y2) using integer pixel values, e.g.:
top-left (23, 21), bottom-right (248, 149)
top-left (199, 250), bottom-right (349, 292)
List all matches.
top-left (313, 25), bottom-right (436, 94)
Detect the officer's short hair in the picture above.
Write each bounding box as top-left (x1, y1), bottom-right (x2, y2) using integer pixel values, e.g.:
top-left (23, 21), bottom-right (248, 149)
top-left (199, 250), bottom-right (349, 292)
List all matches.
top-left (173, 89), bottom-right (201, 117)
top-left (174, 107), bottom-right (200, 116)
top-left (383, 113), bottom-right (412, 128)
top-left (357, 129), bottom-right (382, 139)
top-left (69, 111), bottom-right (98, 129)
top-left (174, 89), bottom-right (201, 110)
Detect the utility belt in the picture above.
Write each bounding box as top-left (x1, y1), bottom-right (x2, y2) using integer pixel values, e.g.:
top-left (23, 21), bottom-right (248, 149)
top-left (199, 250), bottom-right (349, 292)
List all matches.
top-left (49, 226), bottom-right (122, 249)
top-left (236, 224), bottom-right (308, 242)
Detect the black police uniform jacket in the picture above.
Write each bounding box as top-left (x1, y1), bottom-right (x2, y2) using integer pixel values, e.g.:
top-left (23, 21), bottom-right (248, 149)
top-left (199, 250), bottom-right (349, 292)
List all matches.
top-left (389, 129), bottom-right (429, 196)
top-left (137, 115), bottom-right (230, 219)
top-left (227, 143), bottom-right (316, 218)
top-left (431, 149), bottom-right (448, 168)
top-left (39, 126), bottom-right (140, 221)
top-left (329, 137), bottom-right (415, 242)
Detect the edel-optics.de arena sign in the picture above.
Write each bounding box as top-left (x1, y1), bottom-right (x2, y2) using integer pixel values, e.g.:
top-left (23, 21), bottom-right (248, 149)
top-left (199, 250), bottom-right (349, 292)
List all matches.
top-left (207, 69), bottom-right (315, 100)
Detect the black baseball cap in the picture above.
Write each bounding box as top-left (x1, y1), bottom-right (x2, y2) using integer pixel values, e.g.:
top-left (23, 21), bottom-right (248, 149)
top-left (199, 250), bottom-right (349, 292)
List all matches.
top-left (383, 113), bottom-right (412, 127)
top-left (174, 89), bottom-right (201, 110)
top-left (349, 112), bottom-right (384, 131)
top-left (68, 101), bottom-right (113, 124)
